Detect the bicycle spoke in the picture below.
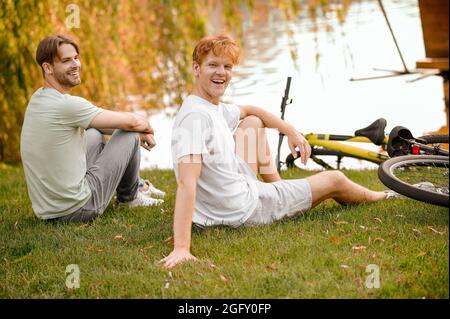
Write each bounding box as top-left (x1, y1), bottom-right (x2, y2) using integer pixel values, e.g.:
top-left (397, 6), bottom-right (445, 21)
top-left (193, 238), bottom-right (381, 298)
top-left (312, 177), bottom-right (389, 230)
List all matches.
top-left (392, 161), bottom-right (449, 195)
top-left (379, 155), bottom-right (449, 207)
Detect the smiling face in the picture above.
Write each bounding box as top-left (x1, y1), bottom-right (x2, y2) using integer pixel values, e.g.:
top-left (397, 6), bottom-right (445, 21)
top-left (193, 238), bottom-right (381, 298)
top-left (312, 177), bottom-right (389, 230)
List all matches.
top-left (192, 51), bottom-right (234, 105)
top-left (53, 43), bottom-right (81, 87)
top-left (43, 43), bottom-right (81, 89)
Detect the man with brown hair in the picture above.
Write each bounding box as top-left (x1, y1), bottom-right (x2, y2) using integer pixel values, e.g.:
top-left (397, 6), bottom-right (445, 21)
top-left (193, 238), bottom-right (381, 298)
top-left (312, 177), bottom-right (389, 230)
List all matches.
top-left (160, 34), bottom-right (394, 269)
top-left (20, 35), bottom-right (164, 223)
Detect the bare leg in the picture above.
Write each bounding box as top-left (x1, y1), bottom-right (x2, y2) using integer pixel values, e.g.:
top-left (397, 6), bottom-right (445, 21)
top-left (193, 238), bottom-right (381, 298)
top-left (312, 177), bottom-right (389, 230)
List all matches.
top-left (234, 115), bottom-right (281, 182)
top-left (305, 170), bottom-right (387, 208)
top-left (233, 116), bottom-right (386, 207)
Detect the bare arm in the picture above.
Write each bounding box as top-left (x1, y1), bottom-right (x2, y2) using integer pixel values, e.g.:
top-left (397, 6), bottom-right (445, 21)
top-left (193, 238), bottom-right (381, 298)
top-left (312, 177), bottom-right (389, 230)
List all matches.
top-left (160, 154), bottom-right (202, 269)
top-left (89, 110), bottom-right (153, 134)
top-left (239, 105), bottom-right (311, 165)
top-left (90, 127), bottom-right (155, 151)
top-left (89, 110), bottom-right (156, 151)
top-left (239, 105), bottom-right (295, 136)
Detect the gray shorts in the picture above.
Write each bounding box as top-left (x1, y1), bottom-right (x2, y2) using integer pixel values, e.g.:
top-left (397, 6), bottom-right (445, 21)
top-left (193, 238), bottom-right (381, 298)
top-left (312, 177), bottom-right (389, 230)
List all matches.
top-left (234, 157), bottom-right (312, 226)
top-left (243, 178), bottom-right (312, 226)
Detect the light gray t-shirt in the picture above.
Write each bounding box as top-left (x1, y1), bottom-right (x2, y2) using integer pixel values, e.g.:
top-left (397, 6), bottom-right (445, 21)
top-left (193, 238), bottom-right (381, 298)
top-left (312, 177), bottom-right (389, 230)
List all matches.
top-left (20, 88), bottom-right (103, 219)
top-left (171, 95), bottom-right (259, 227)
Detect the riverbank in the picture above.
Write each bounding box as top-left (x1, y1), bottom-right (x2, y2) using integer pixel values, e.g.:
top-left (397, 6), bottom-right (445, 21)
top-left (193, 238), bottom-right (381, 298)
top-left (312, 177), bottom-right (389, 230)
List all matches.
top-left (0, 164), bottom-right (448, 298)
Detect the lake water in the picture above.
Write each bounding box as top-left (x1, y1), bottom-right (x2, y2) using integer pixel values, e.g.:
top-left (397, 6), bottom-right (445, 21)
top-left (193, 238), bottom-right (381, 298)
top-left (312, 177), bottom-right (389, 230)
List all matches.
top-left (141, 0), bottom-right (447, 170)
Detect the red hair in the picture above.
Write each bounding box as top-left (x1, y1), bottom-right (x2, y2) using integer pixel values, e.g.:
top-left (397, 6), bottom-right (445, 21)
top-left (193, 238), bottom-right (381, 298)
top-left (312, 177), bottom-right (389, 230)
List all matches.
top-left (192, 34), bottom-right (241, 65)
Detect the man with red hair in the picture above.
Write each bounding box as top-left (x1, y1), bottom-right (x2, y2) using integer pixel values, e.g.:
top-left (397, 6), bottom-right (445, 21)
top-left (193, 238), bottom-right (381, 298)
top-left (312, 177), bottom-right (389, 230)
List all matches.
top-left (160, 34), bottom-right (391, 269)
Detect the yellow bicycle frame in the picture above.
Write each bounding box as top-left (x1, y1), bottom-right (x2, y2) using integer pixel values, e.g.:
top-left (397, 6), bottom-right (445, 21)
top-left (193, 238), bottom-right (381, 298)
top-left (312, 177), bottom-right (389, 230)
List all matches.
top-left (305, 133), bottom-right (390, 164)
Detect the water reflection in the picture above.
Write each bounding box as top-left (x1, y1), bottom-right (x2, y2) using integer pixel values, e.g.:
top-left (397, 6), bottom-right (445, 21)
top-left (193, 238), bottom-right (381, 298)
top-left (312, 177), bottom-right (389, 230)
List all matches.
top-left (142, 0), bottom-right (446, 170)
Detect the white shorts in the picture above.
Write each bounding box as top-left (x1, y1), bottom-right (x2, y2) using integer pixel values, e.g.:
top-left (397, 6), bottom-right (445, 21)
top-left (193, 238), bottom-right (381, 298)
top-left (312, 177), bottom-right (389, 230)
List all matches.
top-left (192, 157), bottom-right (312, 229)
top-left (243, 178), bottom-right (312, 226)
top-left (233, 156), bottom-right (312, 226)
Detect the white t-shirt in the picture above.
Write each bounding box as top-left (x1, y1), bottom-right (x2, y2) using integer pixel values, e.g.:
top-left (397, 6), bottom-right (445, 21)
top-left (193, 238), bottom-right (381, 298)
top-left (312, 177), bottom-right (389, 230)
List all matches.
top-left (171, 95), bottom-right (258, 227)
top-left (20, 88), bottom-right (103, 219)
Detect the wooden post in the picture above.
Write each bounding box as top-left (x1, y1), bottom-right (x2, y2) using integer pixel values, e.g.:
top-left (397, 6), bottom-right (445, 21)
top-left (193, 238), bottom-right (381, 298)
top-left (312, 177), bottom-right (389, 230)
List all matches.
top-left (416, 0), bottom-right (449, 135)
top-left (444, 77), bottom-right (449, 134)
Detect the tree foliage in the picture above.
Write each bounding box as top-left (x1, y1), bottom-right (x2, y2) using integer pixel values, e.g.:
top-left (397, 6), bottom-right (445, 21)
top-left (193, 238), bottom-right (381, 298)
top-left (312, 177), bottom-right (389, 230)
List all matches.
top-left (0, 0), bottom-right (342, 161)
top-left (0, 0), bottom-right (236, 160)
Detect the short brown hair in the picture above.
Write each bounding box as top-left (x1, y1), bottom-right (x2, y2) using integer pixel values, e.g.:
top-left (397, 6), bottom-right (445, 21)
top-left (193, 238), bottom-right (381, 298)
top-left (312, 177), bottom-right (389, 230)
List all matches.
top-left (192, 34), bottom-right (241, 65)
top-left (35, 35), bottom-right (80, 75)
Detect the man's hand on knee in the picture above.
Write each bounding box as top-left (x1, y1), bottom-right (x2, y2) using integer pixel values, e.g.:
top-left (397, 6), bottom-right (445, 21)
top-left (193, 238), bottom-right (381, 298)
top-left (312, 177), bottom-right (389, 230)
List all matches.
top-left (139, 133), bottom-right (156, 151)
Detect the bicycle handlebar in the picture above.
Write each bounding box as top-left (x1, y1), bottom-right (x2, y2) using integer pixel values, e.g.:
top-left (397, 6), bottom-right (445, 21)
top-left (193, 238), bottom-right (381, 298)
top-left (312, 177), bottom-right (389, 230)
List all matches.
top-left (276, 77), bottom-right (293, 172)
top-left (279, 77), bottom-right (292, 120)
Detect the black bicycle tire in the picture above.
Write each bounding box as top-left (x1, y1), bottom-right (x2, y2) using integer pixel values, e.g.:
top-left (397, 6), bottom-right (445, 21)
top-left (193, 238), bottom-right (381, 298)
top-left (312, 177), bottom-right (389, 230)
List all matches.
top-left (417, 134), bottom-right (449, 145)
top-left (378, 155), bottom-right (449, 207)
top-left (285, 148), bottom-right (380, 168)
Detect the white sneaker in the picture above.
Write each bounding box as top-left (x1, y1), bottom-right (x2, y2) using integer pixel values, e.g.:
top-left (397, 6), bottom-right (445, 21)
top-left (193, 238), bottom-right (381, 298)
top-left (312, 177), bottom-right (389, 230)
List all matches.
top-left (118, 191), bottom-right (164, 208)
top-left (413, 181), bottom-right (435, 191)
top-left (384, 182), bottom-right (436, 200)
top-left (384, 190), bottom-right (404, 199)
top-left (139, 179), bottom-right (166, 198)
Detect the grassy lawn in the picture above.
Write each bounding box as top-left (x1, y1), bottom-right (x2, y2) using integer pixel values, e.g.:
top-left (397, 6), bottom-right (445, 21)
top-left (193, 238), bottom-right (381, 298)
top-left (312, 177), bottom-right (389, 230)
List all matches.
top-left (0, 163), bottom-right (448, 298)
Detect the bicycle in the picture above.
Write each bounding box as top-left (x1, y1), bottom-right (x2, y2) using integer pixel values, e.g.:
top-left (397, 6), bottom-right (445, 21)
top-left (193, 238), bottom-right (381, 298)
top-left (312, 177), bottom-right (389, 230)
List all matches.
top-left (378, 129), bottom-right (449, 207)
top-left (275, 77), bottom-right (449, 207)
top-left (276, 77), bottom-right (390, 171)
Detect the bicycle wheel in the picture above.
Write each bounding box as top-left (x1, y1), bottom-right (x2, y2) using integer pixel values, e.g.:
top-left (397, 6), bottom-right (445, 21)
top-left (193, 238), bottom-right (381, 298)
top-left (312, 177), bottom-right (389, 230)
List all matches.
top-left (417, 134), bottom-right (449, 145)
top-left (378, 155), bottom-right (449, 207)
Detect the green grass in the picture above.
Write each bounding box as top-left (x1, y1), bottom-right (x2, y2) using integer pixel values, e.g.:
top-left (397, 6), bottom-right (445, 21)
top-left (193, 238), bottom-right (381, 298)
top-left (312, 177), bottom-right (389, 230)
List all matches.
top-left (0, 163), bottom-right (448, 298)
